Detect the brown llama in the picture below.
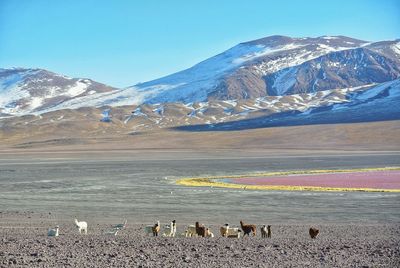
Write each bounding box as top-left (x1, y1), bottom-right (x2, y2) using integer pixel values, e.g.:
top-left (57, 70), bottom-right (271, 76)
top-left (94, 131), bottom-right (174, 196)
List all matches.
top-left (152, 221), bottom-right (160, 237)
top-left (240, 220), bottom-right (256, 237)
top-left (309, 227), bottom-right (319, 239)
top-left (195, 222), bottom-right (206, 237)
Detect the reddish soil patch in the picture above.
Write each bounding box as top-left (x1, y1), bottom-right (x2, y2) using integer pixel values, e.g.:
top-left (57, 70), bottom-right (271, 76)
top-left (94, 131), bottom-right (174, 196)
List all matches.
top-left (228, 171), bottom-right (400, 189)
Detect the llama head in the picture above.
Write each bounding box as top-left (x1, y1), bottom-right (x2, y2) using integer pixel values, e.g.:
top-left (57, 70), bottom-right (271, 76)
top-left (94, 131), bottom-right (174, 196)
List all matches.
top-left (74, 219), bottom-right (78, 224)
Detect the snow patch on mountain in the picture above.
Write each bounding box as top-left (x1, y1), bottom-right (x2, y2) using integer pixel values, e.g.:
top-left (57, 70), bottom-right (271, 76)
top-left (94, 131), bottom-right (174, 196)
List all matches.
top-left (66, 80), bottom-right (91, 97)
top-left (392, 42), bottom-right (400, 56)
top-left (321, 36), bottom-right (339, 40)
top-left (253, 43), bottom-right (358, 76)
top-left (232, 43), bottom-right (304, 65)
top-left (272, 67), bottom-right (298, 95)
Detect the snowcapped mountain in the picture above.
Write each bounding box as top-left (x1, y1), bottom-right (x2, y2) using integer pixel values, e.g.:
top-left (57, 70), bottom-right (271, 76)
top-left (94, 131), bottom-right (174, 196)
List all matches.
top-left (0, 68), bottom-right (116, 117)
top-left (111, 35), bottom-right (399, 105)
top-left (111, 35), bottom-right (378, 104)
top-left (1, 35), bottom-right (399, 119)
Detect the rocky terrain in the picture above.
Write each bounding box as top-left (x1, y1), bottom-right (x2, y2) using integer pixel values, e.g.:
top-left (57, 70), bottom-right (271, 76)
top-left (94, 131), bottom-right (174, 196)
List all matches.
top-left (0, 212), bottom-right (399, 267)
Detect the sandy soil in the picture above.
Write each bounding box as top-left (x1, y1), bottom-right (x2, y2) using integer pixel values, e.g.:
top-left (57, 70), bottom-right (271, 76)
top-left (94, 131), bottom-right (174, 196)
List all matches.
top-left (0, 212), bottom-right (399, 268)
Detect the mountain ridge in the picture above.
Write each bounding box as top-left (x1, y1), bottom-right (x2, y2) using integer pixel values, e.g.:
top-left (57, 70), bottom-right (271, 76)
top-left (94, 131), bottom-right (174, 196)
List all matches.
top-left (1, 35), bottom-right (399, 118)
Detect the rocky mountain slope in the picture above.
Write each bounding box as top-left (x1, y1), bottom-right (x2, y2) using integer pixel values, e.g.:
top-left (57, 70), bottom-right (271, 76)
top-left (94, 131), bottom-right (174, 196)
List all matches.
top-left (0, 68), bottom-right (116, 117)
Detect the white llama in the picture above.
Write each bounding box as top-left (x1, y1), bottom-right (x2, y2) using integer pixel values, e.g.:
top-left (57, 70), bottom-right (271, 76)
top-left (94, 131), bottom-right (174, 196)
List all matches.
top-left (74, 219), bottom-right (88, 234)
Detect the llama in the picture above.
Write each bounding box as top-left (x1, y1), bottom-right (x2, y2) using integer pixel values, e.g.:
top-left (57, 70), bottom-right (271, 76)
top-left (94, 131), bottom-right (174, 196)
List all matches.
top-left (162, 220), bottom-right (177, 237)
top-left (171, 220), bottom-right (177, 237)
top-left (220, 224), bottom-right (229, 237)
top-left (220, 223), bottom-right (241, 238)
top-left (152, 221), bottom-right (160, 236)
top-left (185, 225), bottom-right (197, 237)
top-left (74, 219), bottom-right (88, 234)
top-left (260, 225), bottom-right (271, 238)
top-left (47, 225), bottom-right (59, 237)
top-left (309, 227), bottom-right (319, 239)
top-left (226, 228), bottom-right (241, 238)
top-left (195, 222), bottom-right (206, 237)
top-left (261, 225), bottom-right (267, 238)
top-left (240, 220), bottom-right (256, 237)
top-left (205, 228), bottom-right (214, 238)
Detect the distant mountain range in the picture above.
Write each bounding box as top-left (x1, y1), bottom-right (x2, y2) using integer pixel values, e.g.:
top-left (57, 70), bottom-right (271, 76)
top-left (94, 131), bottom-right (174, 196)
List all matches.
top-left (1, 35), bottom-right (399, 131)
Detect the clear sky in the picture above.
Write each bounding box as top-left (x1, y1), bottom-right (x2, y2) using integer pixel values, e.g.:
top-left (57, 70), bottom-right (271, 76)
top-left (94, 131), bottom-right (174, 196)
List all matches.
top-left (1, 0), bottom-right (399, 87)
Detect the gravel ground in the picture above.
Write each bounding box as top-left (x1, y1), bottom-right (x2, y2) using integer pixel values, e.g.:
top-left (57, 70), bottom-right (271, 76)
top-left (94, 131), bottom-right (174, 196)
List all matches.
top-left (0, 212), bottom-right (399, 267)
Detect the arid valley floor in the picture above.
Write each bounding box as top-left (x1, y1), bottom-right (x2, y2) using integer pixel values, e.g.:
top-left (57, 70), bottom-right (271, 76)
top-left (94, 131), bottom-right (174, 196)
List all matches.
top-left (0, 121), bottom-right (400, 267)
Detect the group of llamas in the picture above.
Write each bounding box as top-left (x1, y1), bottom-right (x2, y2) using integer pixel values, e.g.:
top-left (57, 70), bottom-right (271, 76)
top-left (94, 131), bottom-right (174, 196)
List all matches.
top-left (142, 220), bottom-right (319, 239)
top-left (48, 218), bottom-right (319, 239)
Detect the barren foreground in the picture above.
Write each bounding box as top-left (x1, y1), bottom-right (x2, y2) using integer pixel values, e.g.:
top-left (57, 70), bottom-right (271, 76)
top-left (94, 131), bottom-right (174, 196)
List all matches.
top-left (0, 212), bottom-right (399, 268)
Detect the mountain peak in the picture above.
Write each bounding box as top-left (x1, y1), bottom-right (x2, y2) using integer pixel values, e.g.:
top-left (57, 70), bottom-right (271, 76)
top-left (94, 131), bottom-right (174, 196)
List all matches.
top-left (241, 35), bottom-right (294, 46)
top-left (242, 35), bottom-right (368, 47)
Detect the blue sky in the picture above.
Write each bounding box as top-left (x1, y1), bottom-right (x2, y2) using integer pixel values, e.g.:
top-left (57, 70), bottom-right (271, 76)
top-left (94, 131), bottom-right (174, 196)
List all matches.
top-left (1, 0), bottom-right (399, 87)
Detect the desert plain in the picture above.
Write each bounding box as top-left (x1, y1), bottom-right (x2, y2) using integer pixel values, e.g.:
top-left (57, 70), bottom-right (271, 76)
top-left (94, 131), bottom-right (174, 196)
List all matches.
top-left (0, 120), bottom-right (399, 267)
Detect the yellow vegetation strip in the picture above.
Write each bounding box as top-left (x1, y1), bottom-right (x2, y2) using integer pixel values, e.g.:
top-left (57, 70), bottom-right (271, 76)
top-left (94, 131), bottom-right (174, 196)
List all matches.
top-left (175, 167), bottom-right (400, 193)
